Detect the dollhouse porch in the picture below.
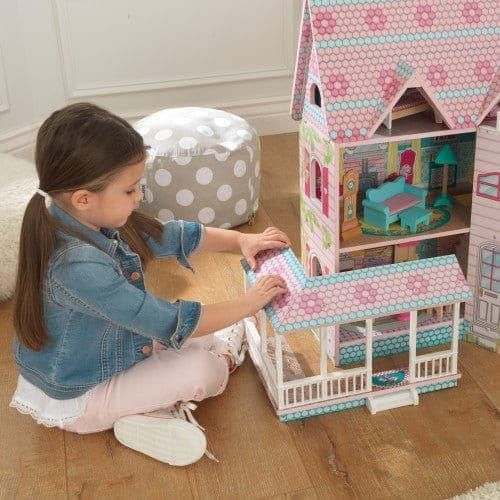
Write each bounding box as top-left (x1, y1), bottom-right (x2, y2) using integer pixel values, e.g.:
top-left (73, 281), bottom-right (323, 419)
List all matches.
top-left (242, 248), bottom-right (470, 421)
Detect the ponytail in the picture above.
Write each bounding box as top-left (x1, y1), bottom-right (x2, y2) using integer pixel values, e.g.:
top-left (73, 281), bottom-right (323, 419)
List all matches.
top-left (120, 210), bottom-right (164, 268)
top-left (13, 101), bottom-right (166, 351)
top-left (13, 193), bottom-right (57, 351)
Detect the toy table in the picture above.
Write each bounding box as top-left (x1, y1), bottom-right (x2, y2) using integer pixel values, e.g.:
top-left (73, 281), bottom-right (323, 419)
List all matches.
top-left (399, 206), bottom-right (432, 233)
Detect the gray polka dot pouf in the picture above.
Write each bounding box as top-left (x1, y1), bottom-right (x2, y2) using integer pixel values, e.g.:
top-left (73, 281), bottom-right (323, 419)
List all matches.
top-left (134, 107), bottom-right (261, 228)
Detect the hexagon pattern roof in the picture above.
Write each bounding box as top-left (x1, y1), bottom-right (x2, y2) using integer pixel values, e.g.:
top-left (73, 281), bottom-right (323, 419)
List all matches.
top-left (291, 0), bottom-right (500, 143)
top-left (242, 248), bottom-right (471, 333)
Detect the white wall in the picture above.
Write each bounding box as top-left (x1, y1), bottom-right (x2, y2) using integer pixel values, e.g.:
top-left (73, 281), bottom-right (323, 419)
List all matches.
top-left (0, 0), bottom-right (302, 159)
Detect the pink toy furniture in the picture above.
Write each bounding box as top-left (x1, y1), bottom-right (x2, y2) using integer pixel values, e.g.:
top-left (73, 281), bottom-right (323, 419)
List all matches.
top-left (362, 176), bottom-right (428, 231)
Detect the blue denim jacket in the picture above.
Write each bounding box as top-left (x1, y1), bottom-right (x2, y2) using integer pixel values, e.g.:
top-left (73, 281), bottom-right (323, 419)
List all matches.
top-left (13, 203), bottom-right (204, 399)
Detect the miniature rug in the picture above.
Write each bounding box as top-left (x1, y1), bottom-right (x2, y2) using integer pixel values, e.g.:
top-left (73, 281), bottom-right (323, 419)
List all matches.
top-left (360, 207), bottom-right (450, 236)
top-left (371, 369), bottom-right (408, 389)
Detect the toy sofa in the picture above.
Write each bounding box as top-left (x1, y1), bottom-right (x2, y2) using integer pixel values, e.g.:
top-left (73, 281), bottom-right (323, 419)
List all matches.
top-left (362, 176), bottom-right (427, 231)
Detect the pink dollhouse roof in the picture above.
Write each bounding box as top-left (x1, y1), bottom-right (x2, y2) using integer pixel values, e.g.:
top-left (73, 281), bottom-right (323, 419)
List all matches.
top-left (242, 248), bottom-right (471, 333)
top-left (291, 0), bottom-right (500, 143)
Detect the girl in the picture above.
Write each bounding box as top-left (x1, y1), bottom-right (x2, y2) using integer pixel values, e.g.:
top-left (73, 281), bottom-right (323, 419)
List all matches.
top-left (9, 102), bottom-right (289, 466)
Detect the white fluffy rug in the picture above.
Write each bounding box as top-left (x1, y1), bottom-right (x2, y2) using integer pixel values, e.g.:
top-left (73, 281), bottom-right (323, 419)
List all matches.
top-left (0, 154), bottom-right (38, 301)
top-left (450, 481), bottom-right (500, 499)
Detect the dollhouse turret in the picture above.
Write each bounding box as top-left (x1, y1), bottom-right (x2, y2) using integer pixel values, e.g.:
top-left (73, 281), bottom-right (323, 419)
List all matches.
top-left (291, 0), bottom-right (499, 361)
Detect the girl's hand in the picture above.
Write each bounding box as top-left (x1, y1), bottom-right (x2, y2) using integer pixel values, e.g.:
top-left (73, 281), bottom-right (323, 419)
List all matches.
top-left (243, 275), bottom-right (288, 315)
top-left (240, 227), bottom-right (292, 271)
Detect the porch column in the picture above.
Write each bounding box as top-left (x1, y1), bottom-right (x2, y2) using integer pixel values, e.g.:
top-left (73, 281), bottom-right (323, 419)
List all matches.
top-left (451, 302), bottom-right (460, 374)
top-left (365, 318), bottom-right (373, 391)
top-left (320, 327), bottom-right (328, 377)
top-left (259, 310), bottom-right (267, 357)
top-left (408, 310), bottom-right (418, 382)
top-left (275, 334), bottom-right (284, 408)
top-left (320, 327), bottom-right (328, 398)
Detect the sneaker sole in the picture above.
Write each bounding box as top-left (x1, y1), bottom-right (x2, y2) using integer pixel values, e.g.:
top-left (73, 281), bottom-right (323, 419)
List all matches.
top-left (114, 415), bottom-right (207, 466)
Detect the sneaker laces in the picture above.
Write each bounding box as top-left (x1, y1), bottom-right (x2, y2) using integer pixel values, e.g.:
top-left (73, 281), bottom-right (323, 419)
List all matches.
top-left (212, 321), bottom-right (249, 367)
top-left (145, 402), bottom-right (219, 462)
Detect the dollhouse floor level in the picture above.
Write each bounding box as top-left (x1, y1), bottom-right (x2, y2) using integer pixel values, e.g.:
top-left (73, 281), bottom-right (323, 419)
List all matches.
top-left (339, 202), bottom-right (470, 253)
top-left (338, 314), bottom-right (466, 365)
top-left (277, 378), bottom-right (459, 422)
top-left (339, 312), bottom-right (456, 344)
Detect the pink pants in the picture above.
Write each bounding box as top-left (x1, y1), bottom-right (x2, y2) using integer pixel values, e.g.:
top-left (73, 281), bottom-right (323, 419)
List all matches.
top-left (64, 334), bottom-right (229, 434)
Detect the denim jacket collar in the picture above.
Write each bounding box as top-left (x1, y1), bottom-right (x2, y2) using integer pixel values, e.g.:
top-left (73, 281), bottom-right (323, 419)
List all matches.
top-left (48, 202), bottom-right (120, 257)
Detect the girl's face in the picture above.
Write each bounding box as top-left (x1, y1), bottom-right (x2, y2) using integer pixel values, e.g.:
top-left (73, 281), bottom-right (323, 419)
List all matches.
top-left (61, 160), bottom-right (145, 231)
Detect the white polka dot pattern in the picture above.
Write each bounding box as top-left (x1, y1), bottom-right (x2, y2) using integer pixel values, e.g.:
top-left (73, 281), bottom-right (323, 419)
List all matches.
top-left (158, 208), bottom-right (174, 222)
top-left (196, 167), bottom-right (213, 185)
top-left (197, 125), bottom-right (214, 137)
top-left (237, 129), bottom-right (252, 141)
top-left (179, 137), bottom-right (198, 149)
top-left (217, 184), bottom-right (232, 201)
top-left (235, 199), bottom-right (247, 215)
top-left (134, 107), bottom-right (260, 228)
top-left (176, 189), bottom-right (194, 206)
top-left (155, 169), bottom-right (172, 187)
top-left (214, 117), bottom-right (231, 128)
top-left (234, 160), bottom-right (247, 178)
top-left (144, 187), bottom-right (154, 204)
top-left (154, 129), bottom-right (173, 140)
top-left (173, 156), bottom-right (192, 166)
top-left (198, 207), bottom-right (215, 224)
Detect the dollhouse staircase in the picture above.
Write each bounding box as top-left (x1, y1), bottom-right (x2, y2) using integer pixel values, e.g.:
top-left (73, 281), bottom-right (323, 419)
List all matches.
top-left (366, 388), bottom-right (419, 415)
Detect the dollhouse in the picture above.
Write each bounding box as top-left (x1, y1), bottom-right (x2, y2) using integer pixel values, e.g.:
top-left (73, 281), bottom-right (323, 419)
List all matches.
top-left (242, 0), bottom-right (499, 420)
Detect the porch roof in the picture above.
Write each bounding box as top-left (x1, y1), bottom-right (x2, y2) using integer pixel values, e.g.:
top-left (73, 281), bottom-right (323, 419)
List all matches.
top-left (241, 248), bottom-right (471, 333)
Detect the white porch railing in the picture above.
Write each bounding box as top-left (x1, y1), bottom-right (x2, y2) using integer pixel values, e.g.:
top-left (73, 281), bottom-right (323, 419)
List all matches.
top-left (281, 367), bottom-right (368, 409)
top-left (413, 350), bottom-right (454, 382)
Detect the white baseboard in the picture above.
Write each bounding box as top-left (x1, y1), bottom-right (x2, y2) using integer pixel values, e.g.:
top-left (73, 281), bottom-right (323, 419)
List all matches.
top-left (0, 123), bottom-right (39, 159)
top-left (124, 95), bottom-right (299, 136)
top-left (1, 96), bottom-right (299, 160)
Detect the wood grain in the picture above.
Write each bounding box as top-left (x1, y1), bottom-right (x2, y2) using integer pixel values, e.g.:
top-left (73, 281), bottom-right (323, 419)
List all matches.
top-left (0, 132), bottom-right (498, 499)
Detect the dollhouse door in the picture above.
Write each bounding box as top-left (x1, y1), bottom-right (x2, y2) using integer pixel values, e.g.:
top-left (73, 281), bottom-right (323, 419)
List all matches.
top-left (399, 149), bottom-right (416, 183)
top-left (473, 243), bottom-right (500, 339)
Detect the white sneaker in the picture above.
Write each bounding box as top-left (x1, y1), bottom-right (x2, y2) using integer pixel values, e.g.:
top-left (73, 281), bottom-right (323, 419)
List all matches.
top-left (211, 319), bottom-right (251, 371)
top-left (114, 402), bottom-right (212, 466)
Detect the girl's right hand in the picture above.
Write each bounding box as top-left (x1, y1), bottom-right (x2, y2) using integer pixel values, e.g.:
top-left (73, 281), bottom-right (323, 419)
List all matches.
top-left (244, 275), bottom-right (288, 315)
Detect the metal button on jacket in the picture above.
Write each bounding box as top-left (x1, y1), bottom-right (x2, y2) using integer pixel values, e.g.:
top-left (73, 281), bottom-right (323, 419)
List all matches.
top-left (141, 345), bottom-right (152, 355)
top-left (130, 271), bottom-right (141, 281)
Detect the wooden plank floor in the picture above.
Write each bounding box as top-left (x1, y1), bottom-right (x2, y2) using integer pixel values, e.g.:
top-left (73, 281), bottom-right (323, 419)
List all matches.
top-left (0, 133), bottom-right (499, 499)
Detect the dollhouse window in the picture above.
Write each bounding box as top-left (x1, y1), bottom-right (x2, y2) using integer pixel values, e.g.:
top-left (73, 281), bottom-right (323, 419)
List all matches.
top-left (477, 172), bottom-right (500, 201)
top-left (310, 84), bottom-right (322, 108)
top-left (480, 248), bottom-right (500, 293)
top-left (311, 255), bottom-right (323, 277)
top-left (312, 159), bottom-right (322, 200)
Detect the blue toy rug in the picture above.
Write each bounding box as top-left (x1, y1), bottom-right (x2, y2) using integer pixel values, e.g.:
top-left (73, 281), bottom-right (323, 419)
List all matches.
top-left (372, 369), bottom-right (409, 388)
top-left (360, 207), bottom-right (450, 237)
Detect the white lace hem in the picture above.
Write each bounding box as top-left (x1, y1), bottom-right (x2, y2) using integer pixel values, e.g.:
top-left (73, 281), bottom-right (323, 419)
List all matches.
top-left (9, 375), bottom-right (91, 429)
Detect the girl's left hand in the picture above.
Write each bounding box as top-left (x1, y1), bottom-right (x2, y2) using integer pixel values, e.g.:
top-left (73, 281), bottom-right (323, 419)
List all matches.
top-left (239, 227), bottom-right (291, 271)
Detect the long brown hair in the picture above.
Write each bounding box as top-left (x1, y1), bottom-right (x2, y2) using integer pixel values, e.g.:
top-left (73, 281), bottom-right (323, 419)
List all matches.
top-left (14, 102), bottom-right (163, 351)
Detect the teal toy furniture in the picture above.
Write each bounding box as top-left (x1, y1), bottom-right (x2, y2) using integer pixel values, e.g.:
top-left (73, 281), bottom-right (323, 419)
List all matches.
top-left (399, 206), bottom-right (432, 233)
top-left (362, 176), bottom-right (428, 231)
top-left (432, 144), bottom-right (457, 209)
